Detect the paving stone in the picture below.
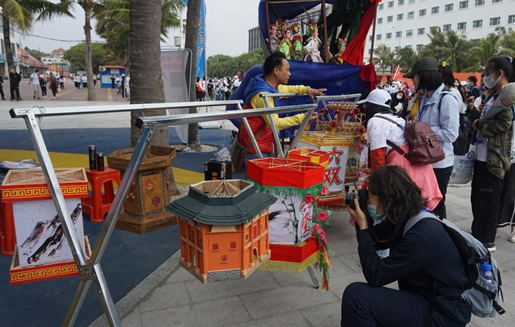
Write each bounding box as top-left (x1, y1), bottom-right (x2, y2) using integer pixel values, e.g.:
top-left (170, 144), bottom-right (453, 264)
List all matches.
top-left (502, 259), bottom-right (515, 271)
top-left (302, 300), bottom-right (342, 327)
top-left (324, 256), bottom-right (357, 278)
top-left (469, 312), bottom-right (515, 327)
top-left (192, 296), bottom-right (252, 327)
top-left (120, 306), bottom-right (143, 327)
top-left (93, 186), bottom-right (515, 327)
top-left (328, 272), bottom-right (367, 301)
top-left (227, 312), bottom-right (312, 327)
top-left (139, 282), bottom-right (191, 313)
top-left (327, 238), bottom-right (359, 258)
top-left (270, 268), bottom-right (323, 289)
top-left (140, 306), bottom-right (195, 327)
top-left (185, 269), bottom-right (280, 303)
top-left (166, 265), bottom-right (198, 284)
top-left (239, 285), bottom-right (339, 319)
top-left (337, 252), bottom-right (362, 274)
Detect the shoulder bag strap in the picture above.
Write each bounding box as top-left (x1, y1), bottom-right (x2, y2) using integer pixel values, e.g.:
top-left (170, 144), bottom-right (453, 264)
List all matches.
top-left (403, 212), bottom-right (439, 235)
top-left (401, 211), bottom-right (441, 327)
top-left (243, 123), bottom-right (267, 151)
top-left (375, 115), bottom-right (408, 157)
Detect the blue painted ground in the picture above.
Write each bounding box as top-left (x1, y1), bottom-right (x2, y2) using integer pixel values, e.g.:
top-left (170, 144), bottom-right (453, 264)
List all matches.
top-left (0, 127), bottom-right (245, 327)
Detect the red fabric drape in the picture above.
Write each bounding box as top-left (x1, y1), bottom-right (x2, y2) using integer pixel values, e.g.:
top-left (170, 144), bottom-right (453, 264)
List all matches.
top-left (340, 0), bottom-right (380, 66)
top-left (360, 62), bottom-right (378, 92)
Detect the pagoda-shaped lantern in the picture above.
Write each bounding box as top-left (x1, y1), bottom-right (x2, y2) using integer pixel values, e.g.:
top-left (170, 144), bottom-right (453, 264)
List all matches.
top-left (166, 180), bottom-right (276, 283)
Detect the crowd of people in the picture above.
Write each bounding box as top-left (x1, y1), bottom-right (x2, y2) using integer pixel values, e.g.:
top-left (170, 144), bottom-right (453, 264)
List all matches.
top-left (196, 76), bottom-right (241, 101)
top-left (0, 69), bottom-right (132, 101)
top-left (342, 55), bottom-right (515, 327)
top-left (1, 68), bottom-right (99, 101)
top-left (109, 73), bottom-right (130, 100)
top-left (373, 57), bottom-right (515, 250)
top-left (25, 68), bottom-right (61, 100)
top-left (231, 51), bottom-right (515, 327)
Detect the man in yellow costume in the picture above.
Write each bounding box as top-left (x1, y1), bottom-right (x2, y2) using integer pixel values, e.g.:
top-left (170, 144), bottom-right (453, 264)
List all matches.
top-left (237, 51), bottom-right (327, 160)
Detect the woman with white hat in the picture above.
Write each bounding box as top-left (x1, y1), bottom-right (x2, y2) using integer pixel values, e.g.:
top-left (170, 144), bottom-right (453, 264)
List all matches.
top-left (359, 88), bottom-right (442, 211)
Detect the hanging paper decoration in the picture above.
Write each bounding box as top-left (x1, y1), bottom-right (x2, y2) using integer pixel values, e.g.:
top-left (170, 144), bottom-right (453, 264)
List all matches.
top-left (248, 157), bottom-right (332, 290)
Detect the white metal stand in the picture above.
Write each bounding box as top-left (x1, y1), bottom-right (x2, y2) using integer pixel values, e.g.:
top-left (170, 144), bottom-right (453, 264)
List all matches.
top-left (9, 100), bottom-right (316, 326)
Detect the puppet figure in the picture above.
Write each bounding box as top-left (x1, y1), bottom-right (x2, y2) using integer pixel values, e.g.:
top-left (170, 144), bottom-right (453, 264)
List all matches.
top-left (303, 20), bottom-right (323, 63)
top-left (290, 22), bottom-right (303, 61)
top-left (278, 21), bottom-right (293, 59)
top-left (269, 20), bottom-right (281, 52)
top-left (330, 38), bottom-right (347, 64)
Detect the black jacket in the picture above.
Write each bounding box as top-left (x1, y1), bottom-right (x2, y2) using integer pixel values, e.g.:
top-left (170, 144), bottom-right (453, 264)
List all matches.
top-left (9, 72), bottom-right (21, 86)
top-left (357, 218), bottom-right (471, 326)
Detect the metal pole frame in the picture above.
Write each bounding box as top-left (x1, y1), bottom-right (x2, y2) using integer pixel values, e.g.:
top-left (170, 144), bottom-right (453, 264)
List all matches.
top-left (259, 92), bottom-right (322, 158)
top-left (369, 1), bottom-right (379, 64)
top-left (9, 100), bottom-right (316, 327)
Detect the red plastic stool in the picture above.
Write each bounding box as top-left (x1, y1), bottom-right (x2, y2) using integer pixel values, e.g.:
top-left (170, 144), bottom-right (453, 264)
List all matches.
top-left (82, 167), bottom-right (121, 223)
top-left (0, 201), bottom-right (16, 256)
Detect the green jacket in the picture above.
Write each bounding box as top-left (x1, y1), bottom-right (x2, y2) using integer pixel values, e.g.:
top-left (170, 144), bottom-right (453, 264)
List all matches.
top-left (477, 92), bottom-right (514, 179)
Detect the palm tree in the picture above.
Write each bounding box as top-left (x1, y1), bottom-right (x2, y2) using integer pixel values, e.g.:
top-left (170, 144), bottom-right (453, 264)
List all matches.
top-left (58, 0), bottom-right (98, 100)
top-left (499, 29), bottom-right (515, 57)
top-left (93, 0), bottom-right (183, 68)
top-left (394, 47), bottom-right (419, 73)
top-left (129, 0), bottom-right (170, 147)
top-left (420, 27), bottom-right (446, 63)
top-left (464, 33), bottom-right (502, 72)
top-left (1, 0), bottom-right (72, 72)
top-left (373, 44), bottom-right (395, 73)
top-left (420, 28), bottom-right (471, 72)
top-left (440, 30), bottom-right (470, 72)
top-left (92, 0), bottom-right (129, 64)
top-left (184, 0), bottom-right (202, 150)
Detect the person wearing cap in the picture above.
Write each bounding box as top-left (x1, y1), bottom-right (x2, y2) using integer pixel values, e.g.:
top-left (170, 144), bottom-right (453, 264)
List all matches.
top-left (236, 51), bottom-right (326, 161)
top-left (470, 56), bottom-right (515, 251)
top-left (359, 89), bottom-right (442, 211)
top-left (403, 57), bottom-right (460, 220)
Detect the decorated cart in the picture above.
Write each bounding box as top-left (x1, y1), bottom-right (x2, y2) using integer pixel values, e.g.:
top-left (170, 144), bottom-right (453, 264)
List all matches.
top-left (222, 1), bottom-right (383, 289)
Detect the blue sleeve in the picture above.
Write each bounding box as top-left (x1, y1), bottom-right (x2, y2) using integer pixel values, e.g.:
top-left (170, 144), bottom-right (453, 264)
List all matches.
top-left (357, 221), bottom-right (436, 287)
top-left (435, 94), bottom-right (460, 143)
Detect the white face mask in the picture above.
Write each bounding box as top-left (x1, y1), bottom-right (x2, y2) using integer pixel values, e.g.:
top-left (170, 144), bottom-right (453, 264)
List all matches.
top-left (396, 94), bottom-right (403, 100)
top-left (483, 71), bottom-right (501, 89)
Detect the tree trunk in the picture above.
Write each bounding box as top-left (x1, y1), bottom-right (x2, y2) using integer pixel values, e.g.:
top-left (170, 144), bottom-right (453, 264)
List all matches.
top-left (184, 0), bottom-right (201, 149)
top-left (2, 7), bottom-right (15, 72)
top-left (129, 0), bottom-right (169, 147)
top-left (82, 1), bottom-right (97, 100)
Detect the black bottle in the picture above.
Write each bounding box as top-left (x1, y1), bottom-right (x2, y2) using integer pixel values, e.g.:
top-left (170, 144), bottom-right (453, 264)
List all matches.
top-left (88, 145), bottom-right (97, 170)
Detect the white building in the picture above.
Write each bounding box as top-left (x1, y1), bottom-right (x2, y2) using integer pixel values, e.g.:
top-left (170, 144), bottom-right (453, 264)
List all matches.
top-left (248, 26), bottom-right (261, 52)
top-left (365, 0), bottom-right (515, 57)
top-left (0, 16), bottom-right (21, 74)
top-left (162, 9), bottom-right (187, 50)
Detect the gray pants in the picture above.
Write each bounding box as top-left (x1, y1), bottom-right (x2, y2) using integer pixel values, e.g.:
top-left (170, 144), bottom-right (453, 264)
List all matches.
top-left (33, 84), bottom-right (40, 99)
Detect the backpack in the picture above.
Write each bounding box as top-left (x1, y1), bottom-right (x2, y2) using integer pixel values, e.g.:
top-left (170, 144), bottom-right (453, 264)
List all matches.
top-left (437, 90), bottom-right (473, 156)
top-left (404, 213), bottom-right (505, 318)
top-left (377, 116), bottom-right (445, 166)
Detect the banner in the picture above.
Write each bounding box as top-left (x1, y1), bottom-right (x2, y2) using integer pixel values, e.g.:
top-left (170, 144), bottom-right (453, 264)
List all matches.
top-left (184, 0), bottom-right (206, 78)
top-left (161, 50), bottom-right (191, 144)
top-left (392, 65), bottom-right (401, 80)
